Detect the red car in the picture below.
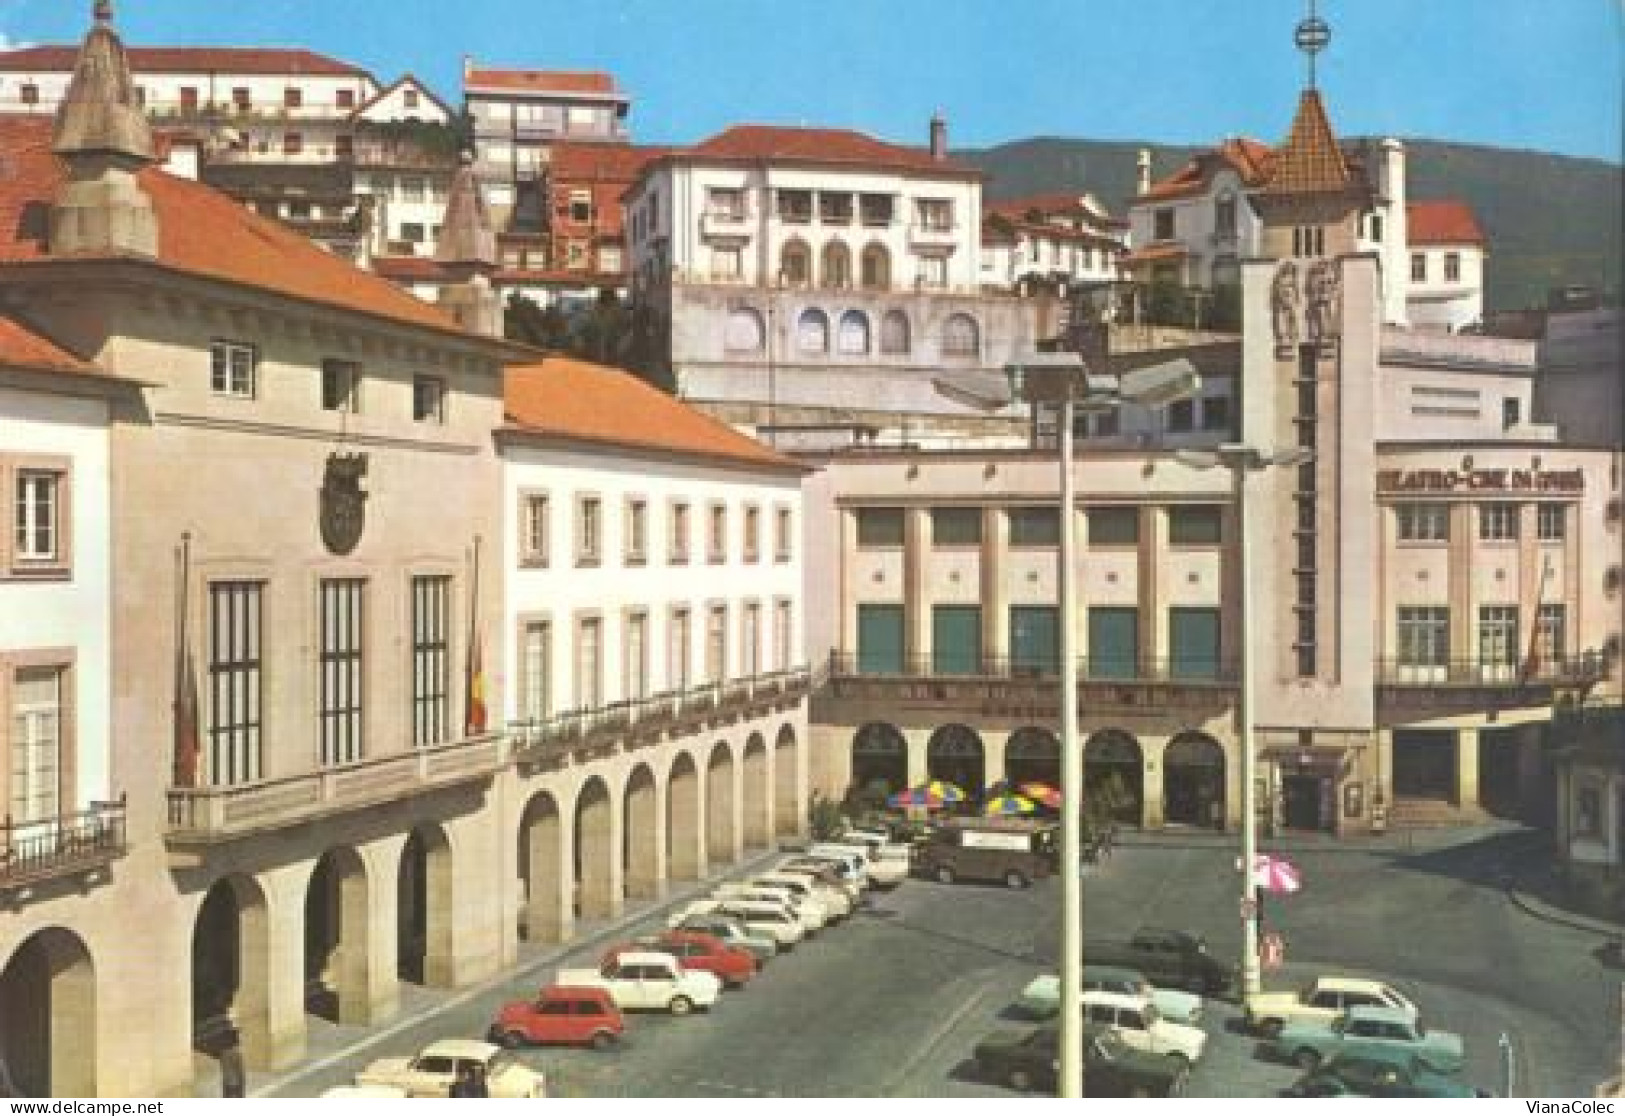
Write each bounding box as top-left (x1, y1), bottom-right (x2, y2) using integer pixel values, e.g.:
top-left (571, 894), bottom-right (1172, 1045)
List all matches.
top-left (487, 984), bottom-right (624, 1049)
top-left (607, 932), bottom-right (757, 989)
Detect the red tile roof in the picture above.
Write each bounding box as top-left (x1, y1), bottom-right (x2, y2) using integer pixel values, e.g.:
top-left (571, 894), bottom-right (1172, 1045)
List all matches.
top-left (0, 44), bottom-right (368, 77)
top-left (1407, 199), bottom-right (1485, 246)
top-left (549, 143), bottom-right (672, 240)
top-left (1122, 243), bottom-right (1189, 264)
top-left (465, 67), bottom-right (621, 96)
top-left (985, 193), bottom-right (1127, 230)
top-left (681, 124), bottom-right (980, 177)
top-left (504, 358), bottom-right (804, 473)
top-left (1262, 90), bottom-right (1352, 195)
top-left (0, 115), bottom-right (466, 337)
top-left (1142, 137), bottom-right (1273, 202)
top-left (370, 255), bottom-right (625, 288)
top-left (0, 314), bottom-right (104, 378)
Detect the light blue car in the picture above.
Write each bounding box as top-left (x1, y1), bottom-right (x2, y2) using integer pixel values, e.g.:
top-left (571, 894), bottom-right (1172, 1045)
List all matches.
top-left (1267, 1005), bottom-right (1464, 1073)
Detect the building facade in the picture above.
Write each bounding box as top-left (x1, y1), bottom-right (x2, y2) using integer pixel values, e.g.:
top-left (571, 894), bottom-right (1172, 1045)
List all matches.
top-left (978, 192), bottom-right (1129, 295)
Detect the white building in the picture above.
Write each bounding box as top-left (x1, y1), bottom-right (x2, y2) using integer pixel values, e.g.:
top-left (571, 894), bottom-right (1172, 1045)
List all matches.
top-left (1404, 199), bottom-right (1488, 333)
top-left (979, 192), bottom-right (1128, 294)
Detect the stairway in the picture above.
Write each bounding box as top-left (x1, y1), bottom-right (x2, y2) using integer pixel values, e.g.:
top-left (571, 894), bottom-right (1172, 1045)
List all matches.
top-left (1389, 796), bottom-right (1490, 829)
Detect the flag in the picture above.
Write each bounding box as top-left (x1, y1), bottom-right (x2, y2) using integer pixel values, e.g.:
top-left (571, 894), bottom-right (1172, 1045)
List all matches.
top-left (1519, 557), bottom-right (1552, 685)
top-left (465, 638), bottom-right (488, 736)
top-left (173, 633), bottom-right (201, 787)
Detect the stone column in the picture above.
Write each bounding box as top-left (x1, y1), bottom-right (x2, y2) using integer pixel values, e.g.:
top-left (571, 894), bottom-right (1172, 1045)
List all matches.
top-left (1456, 725), bottom-right (1481, 809)
top-left (1141, 736), bottom-right (1166, 828)
top-left (905, 507), bottom-right (932, 671)
top-left (982, 507), bottom-right (1009, 664)
top-left (356, 843), bottom-right (401, 1025)
top-left (261, 867), bottom-right (310, 1070)
top-left (906, 726), bottom-right (931, 787)
top-left (1449, 504), bottom-right (1475, 670)
top-left (1139, 506), bottom-right (1166, 672)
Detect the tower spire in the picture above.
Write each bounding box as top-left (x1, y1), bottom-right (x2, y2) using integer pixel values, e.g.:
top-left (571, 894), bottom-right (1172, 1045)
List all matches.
top-left (1294, 0), bottom-right (1331, 91)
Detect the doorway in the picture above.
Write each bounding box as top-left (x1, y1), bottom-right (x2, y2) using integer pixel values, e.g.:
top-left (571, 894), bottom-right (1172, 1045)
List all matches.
top-left (1282, 774), bottom-right (1330, 831)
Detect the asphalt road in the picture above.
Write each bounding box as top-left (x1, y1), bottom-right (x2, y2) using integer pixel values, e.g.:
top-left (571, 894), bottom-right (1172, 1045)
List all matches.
top-left (264, 829), bottom-right (1620, 1098)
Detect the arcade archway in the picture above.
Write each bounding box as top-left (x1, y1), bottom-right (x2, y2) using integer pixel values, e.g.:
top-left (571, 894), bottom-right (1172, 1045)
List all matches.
top-left (574, 776), bottom-right (615, 920)
top-left (1163, 731), bottom-right (1226, 827)
top-left (851, 722), bottom-right (907, 795)
top-left (397, 825), bottom-right (453, 985)
top-left (927, 723), bottom-right (986, 798)
top-left (0, 928), bottom-right (96, 1096)
top-left (518, 791), bottom-right (563, 943)
top-left (1084, 730), bottom-right (1144, 826)
top-left (623, 764), bottom-right (660, 900)
top-left (304, 846), bottom-right (371, 1024)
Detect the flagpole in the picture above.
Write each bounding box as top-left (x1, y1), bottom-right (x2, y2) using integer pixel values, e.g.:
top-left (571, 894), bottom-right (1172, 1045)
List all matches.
top-left (466, 535), bottom-right (482, 736)
top-left (173, 531), bottom-right (196, 787)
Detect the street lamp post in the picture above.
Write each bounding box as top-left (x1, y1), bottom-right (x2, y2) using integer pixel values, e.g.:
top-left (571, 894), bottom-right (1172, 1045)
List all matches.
top-left (936, 288), bottom-right (1199, 1097)
top-left (1175, 442), bottom-right (1312, 998)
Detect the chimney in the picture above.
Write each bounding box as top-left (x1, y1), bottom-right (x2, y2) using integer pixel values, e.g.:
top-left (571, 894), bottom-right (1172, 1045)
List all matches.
top-left (1136, 148), bottom-right (1152, 196)
top-left (50, 0), bottom-right (158, 257)
top-left (930, 110), bottom-right (947, 162)
top-left (435, 151), bottom-right (502, 337)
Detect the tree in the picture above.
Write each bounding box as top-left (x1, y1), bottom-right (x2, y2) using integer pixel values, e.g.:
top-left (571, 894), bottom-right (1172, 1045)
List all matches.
top-left (503, 292), bottom-right (569, 350)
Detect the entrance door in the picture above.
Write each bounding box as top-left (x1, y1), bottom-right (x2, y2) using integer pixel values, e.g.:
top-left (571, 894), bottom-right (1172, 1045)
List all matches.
top-left (932, 606), bottom-right (981, 676)
top-left (1392, 730), bottom-right (1456, 801)
top-left (1282, 775), bottom-right (1326, 831)
top-left (857, 604), bottom-right (905, 674)
top-left (1088, 607), bottom-right (1139, 680)
top-left (1009, 606), bottom-right (1058, 676)
top-left (1168, 607), bottom-right (1221, 680)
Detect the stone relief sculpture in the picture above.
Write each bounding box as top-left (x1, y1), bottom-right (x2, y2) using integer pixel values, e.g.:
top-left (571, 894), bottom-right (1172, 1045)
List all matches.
top-left (1306, 258), bottom-right (1342, 347)
top-left (1271, 260), bottom-right (1300, 353)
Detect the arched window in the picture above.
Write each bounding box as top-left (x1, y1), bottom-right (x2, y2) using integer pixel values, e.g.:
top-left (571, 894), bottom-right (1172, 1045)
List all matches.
top-left (942, 313), bottom-right (980, 357)
top-left (724, 306), bottom-right (765, 353)
top-left (821, 241), bottom-right (852, 289)
top-left (837, 310), bottom-right (870, 355)
top-left (880, 310), bottom-right (910, 355)
top-left (780, 240), bottom-right (811, 287)
top-left (797, 308), bottom-right (830, 354)
top-left (861, 243), bottom-right (891, 290)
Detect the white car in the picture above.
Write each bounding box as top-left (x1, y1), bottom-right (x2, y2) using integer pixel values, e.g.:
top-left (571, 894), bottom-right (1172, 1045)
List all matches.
top-left (1021, 969), bottom-right (1204, 1025)
top-left (355, 1039), bottom-right (548, 1097)
top-left (777, 856), bottom-right (864, 903)
top-left (1082, 990), bottom-right (1208, 1063)
top-left (554, 950), bottom-right (721, 1015)
top-left (675, 898), bottom-right (806, 948)
top-left (807, 844), bottom-right (876, 887)
top-left (754, 871), bottom-right (853, 919)
top-left (841, 831), bottom-right (913, 888)
top-left (714, 881), bottom-right (829, 930)
top-left (1245, 976), bottom-right (1419, 1037)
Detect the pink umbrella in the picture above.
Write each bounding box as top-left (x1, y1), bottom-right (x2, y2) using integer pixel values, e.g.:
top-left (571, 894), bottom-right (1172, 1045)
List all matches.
top-left (1019, 782), bottom-right (1061, 809)
top-left (1252, 853), bottom-right (1302, 894)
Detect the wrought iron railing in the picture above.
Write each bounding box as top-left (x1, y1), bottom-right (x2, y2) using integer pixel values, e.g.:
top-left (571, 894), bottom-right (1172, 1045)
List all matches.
top-left (826, 651), bottom-right (1238, 685)
top-left (1376, 653), bottom-right (1610, 688)
top-left (0, 797), bottom-right (127, 889)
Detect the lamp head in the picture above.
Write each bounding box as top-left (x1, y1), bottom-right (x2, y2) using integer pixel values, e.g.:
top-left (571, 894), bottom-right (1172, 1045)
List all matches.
top-left (1118, 358), bottom-right (1201, 408)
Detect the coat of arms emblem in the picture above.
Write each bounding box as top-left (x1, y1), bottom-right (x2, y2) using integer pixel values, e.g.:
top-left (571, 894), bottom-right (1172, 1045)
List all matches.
top-left (319, 452), bottom-right (369, 555)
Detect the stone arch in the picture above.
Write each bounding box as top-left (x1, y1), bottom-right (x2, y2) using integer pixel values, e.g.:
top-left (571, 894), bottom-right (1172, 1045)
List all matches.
top-left (705, 739), bottom-right (738, 866)
top-left (821, 240), bottom-right (852, 288)
top-left (837, 309), bottom-right (871, 355)
top-left (942, 312), bottom-right (981, 358)
top-left (667, 751), bottom-right (703, 881)
top-left (1163, 730), bottom-right (1227, 828)
top-left (1004, 726), bottom-right (1061, 789)
top-left (724, 306), bottom-right (765, 353)
top-left (518, 790), bottom-right (564, 943)
top-left (774, 723), bottom-right (800, 837)
top-left (1085, 729), bottom-right (1145, 826)
top-left (397, 824), bottom-right (453, 986)
top-left (861, 242), bottom-right (891, 289)
top-left (851, 721), bottom-right (907, 796)
top-left (303, 846), bottom-right (371, 1024)
top-left (623, 763), bottom-right (661, 900)
top-left (742, 732), bottom-right (772, 848)
top-left (0, 927), bottom-right (97, 1096)
top-left (927, 723), bottom-right (986, 797)
top-left (780, 238), bottom-right (811, 286)
top-left (880, 309), bottom-right (911, 354)
top-left (796, 307), bottom-right (830, 354)
top-left (191, 874), bottom-right (271, 1071)
top-left (574, 775), bottom-right (616, 920)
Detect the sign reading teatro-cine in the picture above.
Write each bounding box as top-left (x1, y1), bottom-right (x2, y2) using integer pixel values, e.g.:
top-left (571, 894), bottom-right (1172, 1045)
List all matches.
top-left (1377, 462), bottom-right (1584, 494)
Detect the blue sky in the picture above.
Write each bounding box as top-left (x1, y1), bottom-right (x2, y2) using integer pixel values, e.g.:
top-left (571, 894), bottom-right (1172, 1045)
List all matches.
top-left (2, 0), bottom-right (1620, 162)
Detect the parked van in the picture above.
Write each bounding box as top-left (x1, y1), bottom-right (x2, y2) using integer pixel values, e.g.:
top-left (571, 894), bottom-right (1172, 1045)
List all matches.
top-left (915, 817), bottom-right (1058, 888)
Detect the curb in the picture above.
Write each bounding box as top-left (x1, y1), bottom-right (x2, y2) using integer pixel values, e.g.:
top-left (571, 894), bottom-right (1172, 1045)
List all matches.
top-left (1506, 887), bottom-right (1625, 939)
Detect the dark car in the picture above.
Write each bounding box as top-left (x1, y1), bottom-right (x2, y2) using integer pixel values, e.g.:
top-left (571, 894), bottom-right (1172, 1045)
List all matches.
top-left (972, 1021), bottom-right (1189, 1096)
top-left (1084, 927), bottom-right (1231, 995)
top-left (1284, 1048), bottom-right (1479, 1098)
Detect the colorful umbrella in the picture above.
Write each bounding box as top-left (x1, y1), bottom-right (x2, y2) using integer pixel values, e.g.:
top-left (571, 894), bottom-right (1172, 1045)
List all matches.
top-left (923, 779), bottom-right (967, 803)
top-left (983, 793), bottom-right (1037, 816)
top-left (1020, 782), bottom-right (1062, 809)
top-left (888, 785), bottom-right (946, 809)
top-left (1252, 853), bottom-right (1302, 894)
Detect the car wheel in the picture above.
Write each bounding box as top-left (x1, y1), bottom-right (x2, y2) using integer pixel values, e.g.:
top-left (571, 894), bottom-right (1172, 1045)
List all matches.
top-left (935, 865), bottom-right (956, 885)
top-left (1257, 1018), bottom-right (1283, 1039)
top-left (1294, 1048), bottom-right (1321, 1071)
top-left (498, 1029), bottom-right (527, 1050)
top-left (668, 995), bottom-right (694, 1016)
top-left (1004, 869), bottom-right (1029, 889)
top-left (1008, 1068), bottom-right (1033, 1093)
top-left (589, 1030), bottom-right (617, 1051)
top-left (1168, 1067), bottom-right (1191, 1097)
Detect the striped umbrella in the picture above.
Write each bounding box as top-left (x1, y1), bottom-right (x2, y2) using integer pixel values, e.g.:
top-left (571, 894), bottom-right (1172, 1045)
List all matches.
top-left (983, 792), bottom-right (1037, 816)
top-left (1020, 782), bottom-right (1062, 809)
top-left (888, 785), bottom-right (947, 809)
top-left (925, 779), bottom-right (968, 804)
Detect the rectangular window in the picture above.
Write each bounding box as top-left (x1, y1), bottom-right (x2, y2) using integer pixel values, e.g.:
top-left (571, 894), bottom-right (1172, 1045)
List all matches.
top-left (859, 193), bottom-right (894, 227)
top-left (626, 612), bottom-right (649, 700)
top-left (1396, 606), bottom-right (1449, 668)
top-left (917, 256), bottom-right (948, 289)
top-left (775, 507), bottom-right (793, 562)
top-left (520, 620), bottom-right (551, 721)
top-left (669, 501), bottom-right (691, 564)
top-left (568, 189), bottom-right (593, 224)
top-left (1537, 503), bottom-right (1566, 541)
top-left (1168, 505), bottom-right (1223, 545)
top-left (931, 605), bottom-right (982, 676)
top-left (743, 505), bottom-right (761, 563)
top-left (412, 375), bottom-right (445, 423)
top-left (210, 340), bottom-right (257, 398)
top-left (1478, 605), bottom-right (1519, 669)
top-left (708, 503), bottom-right (728, 563)
top-left (626, 499), bottom-right (648, 564)
top-left (776, 189), bottom-right (812, 223)
top-left (1153, 208), bottom-right (1175, 241)
top-left (13, 471), bottom-right (61, 563)
top-left (931, 507), bottom-right (982, 547)
top-left (711, 245), bottom-right (742, 280)
top-left (818, 191), bottom-right (853, 224)
top-left (283, 133), bottom-right (303, 156)
top-left (577, 496), bottom-right (602, 564)
top-left (1396, 503), bottom-right (1450, 542)
top-left (773, 600), bottom-right (793, 671)
top-left (320, 359), bottom-right (361, 413)
top-left (231, 87), bottom-right (251, 110)
top-left (1410, 253), bottom-right (1427, 282)
top-left (915, 198), bottom-right (953, 231)
top-left (669, 608), bottom-right (692, 690)
top-left (1444, 253), bottom-right (1461, 282)
top-left (19, 83), bottom-right (38, 106)
top-left (1502, 397), bottom-right (1521, 429)
top-left (179, 86), bottom-right (199, 111)
top-left (705, 605), bottom-right (727, 683)
top-left (856, 603), bottom-right (905, 675)
top-left (1164, 398), bottom-right (1195, 433)
top-left (284, 86), bottom-right (303, 109)
top-left (335, 88), bottom-right (355, 109)
top-left (1479, 504), bottom-right (1518, 542)
top-left (410, 575), bottom-right (450, 746)
top-left (521, 493), bottom-right (550, 566)
top-left (207, 581), bottom-right (263, 786)
top-left (707, 187), bottom-right (745, 220)
top-left (1009, 606), bottom-right (1059, 675)
top-left (404, 89), bottom-right (420, 109)
top-left (575, 616), bottom-right (602, 709)
top-left (1536, 603), bottom-right (1566, 667)
top-left (9, 666), bottom-right (63, 823)
top-left (1575, 785), bottom-right (1603, 838)
top-left (740, 602), bottom-right (761, 677)
top-left (1088, 607), bottom-right (1140, 680)
top-left (1088, 507), bottom-right (1139, 547)
top-left (1168, 607), bottom-right (1221, 680)
top-left (318, 579), bottom-right (365, 765)
top-left (1009, 507), bottom-right (1060, 547)
top-left (857, 507), bottom-right (906, 548)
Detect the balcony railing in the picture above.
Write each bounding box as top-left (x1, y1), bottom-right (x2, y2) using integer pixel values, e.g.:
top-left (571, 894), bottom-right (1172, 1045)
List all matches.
top-left (1, 798), bottom-right (127, 891)
top-left (827, 651), bottom-right (1238, 686)
top-left (166, 733), bottom-right (506, 847)
top-left (907, 221), bottom-right (959, 249)
top-left (509, 667), bottom-right (812, 764)
top-left (1376, 653), bottom-right (1610, 689)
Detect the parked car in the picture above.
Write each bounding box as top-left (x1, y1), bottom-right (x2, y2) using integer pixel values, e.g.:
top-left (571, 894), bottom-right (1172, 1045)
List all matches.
top-left (836, 829), bottom-right (913, 888)
top-left (753, 870), bottom-right (853, 919)
top-left (1245, 976), bottom-right (1419, 1037)
top-left (776, 856), bottom-right (864, 902)
top-left (487, 984), bottom-right (624, 1050)
top-left (804, 845), bottom-right (874, 888)
top-left (1265, 1005), bottom-right (1464, 1072)
top-left (1285, 1049), bottom-right (1481, 1098)
top-left (972, 1021), bottom-right (1190, 1096)
top-left (1020, 965), bottom-right (1203, 1025)
top-left (613, 931), bottom-right (757, 989)
top-left (355, 1039), bottom-right (547, 1097)
top-left (1084, 927), bottom-right (1232, 996)
top-left (711, 884), bottom-right (826, 933)
top-left (673, 898), bottom-right (805, 949)
top-left (1082, 990), bottom-right (1207, 1063)
top-left (672, 912), bottom-right (778, 964)
top-left (554, 951), bottom-right (721, 1015)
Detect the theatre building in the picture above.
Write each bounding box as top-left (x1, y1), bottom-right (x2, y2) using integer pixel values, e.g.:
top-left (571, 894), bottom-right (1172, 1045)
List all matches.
top-left (802, 85), bottom-right (1621, 839)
